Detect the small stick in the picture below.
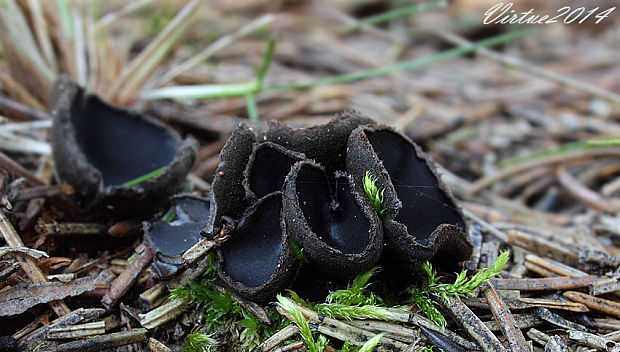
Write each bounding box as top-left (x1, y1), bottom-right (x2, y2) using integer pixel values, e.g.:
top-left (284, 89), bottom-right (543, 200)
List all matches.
top-left (481, 282), bottom-right (528, 352)
top-left (535, 308), bottom-right (588, 332)
top-left (24, 308), bottom-right (105, 341)
top-left (182, 237), bottom-right (216, 265)
top-left (139, 296), bottom-right (190, 329)
top-left (102, 243), bottom-right (153, 308)
top-left (39, 328), bottom-right (148, 352)
top-left (347, 320), bottom-right (416, 344)
top-left (441, 297), bottom-right (506, 352)
top-left (526, 328), bottom-right (550, 347)
top-left (593, 318), bottom-right (620, 332)
top-left (272, 341), bottom-right (306, 352)
top-left (46, 321), bottom-right (106, 339)
top-left (383, 308), bottom-right (476, 350)
top-left (568, 330), bottom-right (619, 351)
top-left (506, 229), bottom-right (580, 267)
top-left (14, 184), bottom-right (74, 201)
top-left (490, 276), bottom-right (599, 291)
top-left (556, 167), bottom-right (617, 212)
top-left (524, 261), bottom-right (557, 277)
top-left (0, 151), bottom-right (45, 186)
top-left (259, 324), bottom-right (299, 352)
top-left (524, 254), bottom-right (587, 277)
top-left (590, 277), bottom-right (620, 296)
top-left (138, 283), bottom-right (167, 311)
top-left (564, 291), bottom-right (620, 316)
top-left (464, 297), bottom-right (589, 312)
top-left (0, 209), bottom-right (70, 317)
top-left (36, 222), bottom-right (109, 237)
top-left (214, 284), bottom-right (271, 325)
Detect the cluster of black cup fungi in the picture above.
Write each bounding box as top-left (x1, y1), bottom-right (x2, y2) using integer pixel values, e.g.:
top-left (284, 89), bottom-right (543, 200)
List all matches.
top-left (51, 76), bottom-right (472, 302)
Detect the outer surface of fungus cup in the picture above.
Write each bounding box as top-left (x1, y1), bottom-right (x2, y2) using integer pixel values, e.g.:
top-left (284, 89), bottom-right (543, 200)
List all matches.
top-left (346, 125), bottom-right (472, 267)
top-left (205, 123), bottom-right (256, 236)
top-left (51, 76), bottom-right (198, 217)
top-left (283, 161), bottom-right (383, 277)
top-left (144, 195), bottom-right (210, 277)
top-left (261, 111), bottom-right (376, 173)
top-left (217, 192), bottom-right (299, 301)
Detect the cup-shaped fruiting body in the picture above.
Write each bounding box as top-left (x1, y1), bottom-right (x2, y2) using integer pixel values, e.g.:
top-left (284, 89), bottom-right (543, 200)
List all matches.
top-left (243, 142), bottom-right (306, 202)
top-left (283, 160), bottom-right (383, 277)
top-left (260, 111), bottom-right (375, 173)
top-left (51, 76), bottom-right (198, 217)
top-left (217, 192), bottom-right (299, 301)
top-left (144, 194), bottom-right (210, 277)
top-left (205, 124), bottom-right (256, 236)
top-left (347, 125), bottom-right (472, 267)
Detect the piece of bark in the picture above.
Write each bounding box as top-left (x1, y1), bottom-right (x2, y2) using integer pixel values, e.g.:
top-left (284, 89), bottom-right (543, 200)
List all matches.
top-left (39, 328), bottom-right (148, 352)
top-left (0, 277), bottom-right (95, 316)
top-left (441, 297), bottom-right (507, 352)
top-left (0, 209), bottom-right (70, 317)
top-left (481, 282), bottom-right (528, 352)
top-left (102, 243), bottom-right (153, 308)
top-left (564, 291), bottom-right (620, 316)
top-left (490, 276), bottom-right (599, 291)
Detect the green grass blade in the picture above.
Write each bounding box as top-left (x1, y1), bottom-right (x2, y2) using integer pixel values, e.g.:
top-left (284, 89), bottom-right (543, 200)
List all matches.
top-left (255, 37), bottom-right (276, 91)
top-left (123, 166), bottom-right (166, 187)
top-left (354, 0), bottom-right (447, 28)
top-left (264, 30), bottom-right (527, 92)
top-left (244, 94), bottom-right (259, 120)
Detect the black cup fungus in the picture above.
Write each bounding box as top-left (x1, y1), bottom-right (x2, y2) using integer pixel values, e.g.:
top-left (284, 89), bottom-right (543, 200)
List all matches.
top-left (144, 194), bottom-right (210, 277)
top-left (283, 161), bottom-right (383, 277)
top-left (51, 76), bottom-right (198, 217)
top-left (347, 125), bottom-right (472, 267)
top-left (261, 111), bottom-right (376, 173)
top-left (211, 112), bottom-right (472, 301)
top-left (217, 192), bottom-right (299, 302)
top-left (206, 123), bottom-right (256, 236)
top-left (243, 142), bottom-right (306, 202)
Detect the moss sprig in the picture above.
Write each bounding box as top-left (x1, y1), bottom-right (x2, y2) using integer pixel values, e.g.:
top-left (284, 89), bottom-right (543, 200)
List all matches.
top-left (363, 171), bottom-right (385, 217)
top-left (409, 250), bottom-right (510, 328)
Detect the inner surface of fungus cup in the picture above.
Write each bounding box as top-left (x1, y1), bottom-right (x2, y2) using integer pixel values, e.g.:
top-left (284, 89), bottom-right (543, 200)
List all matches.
top-left (51, 76), bottom-right (198, 217)
top-left (208, 111), bottom-right (472, 301)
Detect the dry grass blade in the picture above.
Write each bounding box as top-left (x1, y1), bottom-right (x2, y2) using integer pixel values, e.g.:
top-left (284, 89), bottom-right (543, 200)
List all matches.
top-left (156, 13), bottom-right (275, 86)
top-left (25, 0), bottom-right (58, 72)
top-left (108, 0), bottom-right (201, 104)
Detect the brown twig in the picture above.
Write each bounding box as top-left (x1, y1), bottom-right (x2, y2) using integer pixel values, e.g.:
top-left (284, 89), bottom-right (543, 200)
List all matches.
top-left (101, 243), bottom-right (154, 309)
top-left (563, 291), bottom-right (620, 316)
top-left (556, 166), bottom-right (617, 213)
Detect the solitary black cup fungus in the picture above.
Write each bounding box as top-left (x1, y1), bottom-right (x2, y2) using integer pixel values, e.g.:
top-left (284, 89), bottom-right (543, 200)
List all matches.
top-left (243, 142), bottom-right (306, 202)
top-left (261, 111), bottom-right (376, 173)
top-left (205, 124), bottom-right (256, 237)
top-left (283, 161), bottom-right (383, 277)
top-left (217, 192), bottom-right (299, 301)
top-left (346, 125), bottom-right (472, 268)
top-left (144, 195), bottom-right (210, 277)
top-left (51, 77), bottom-right (198, 217)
